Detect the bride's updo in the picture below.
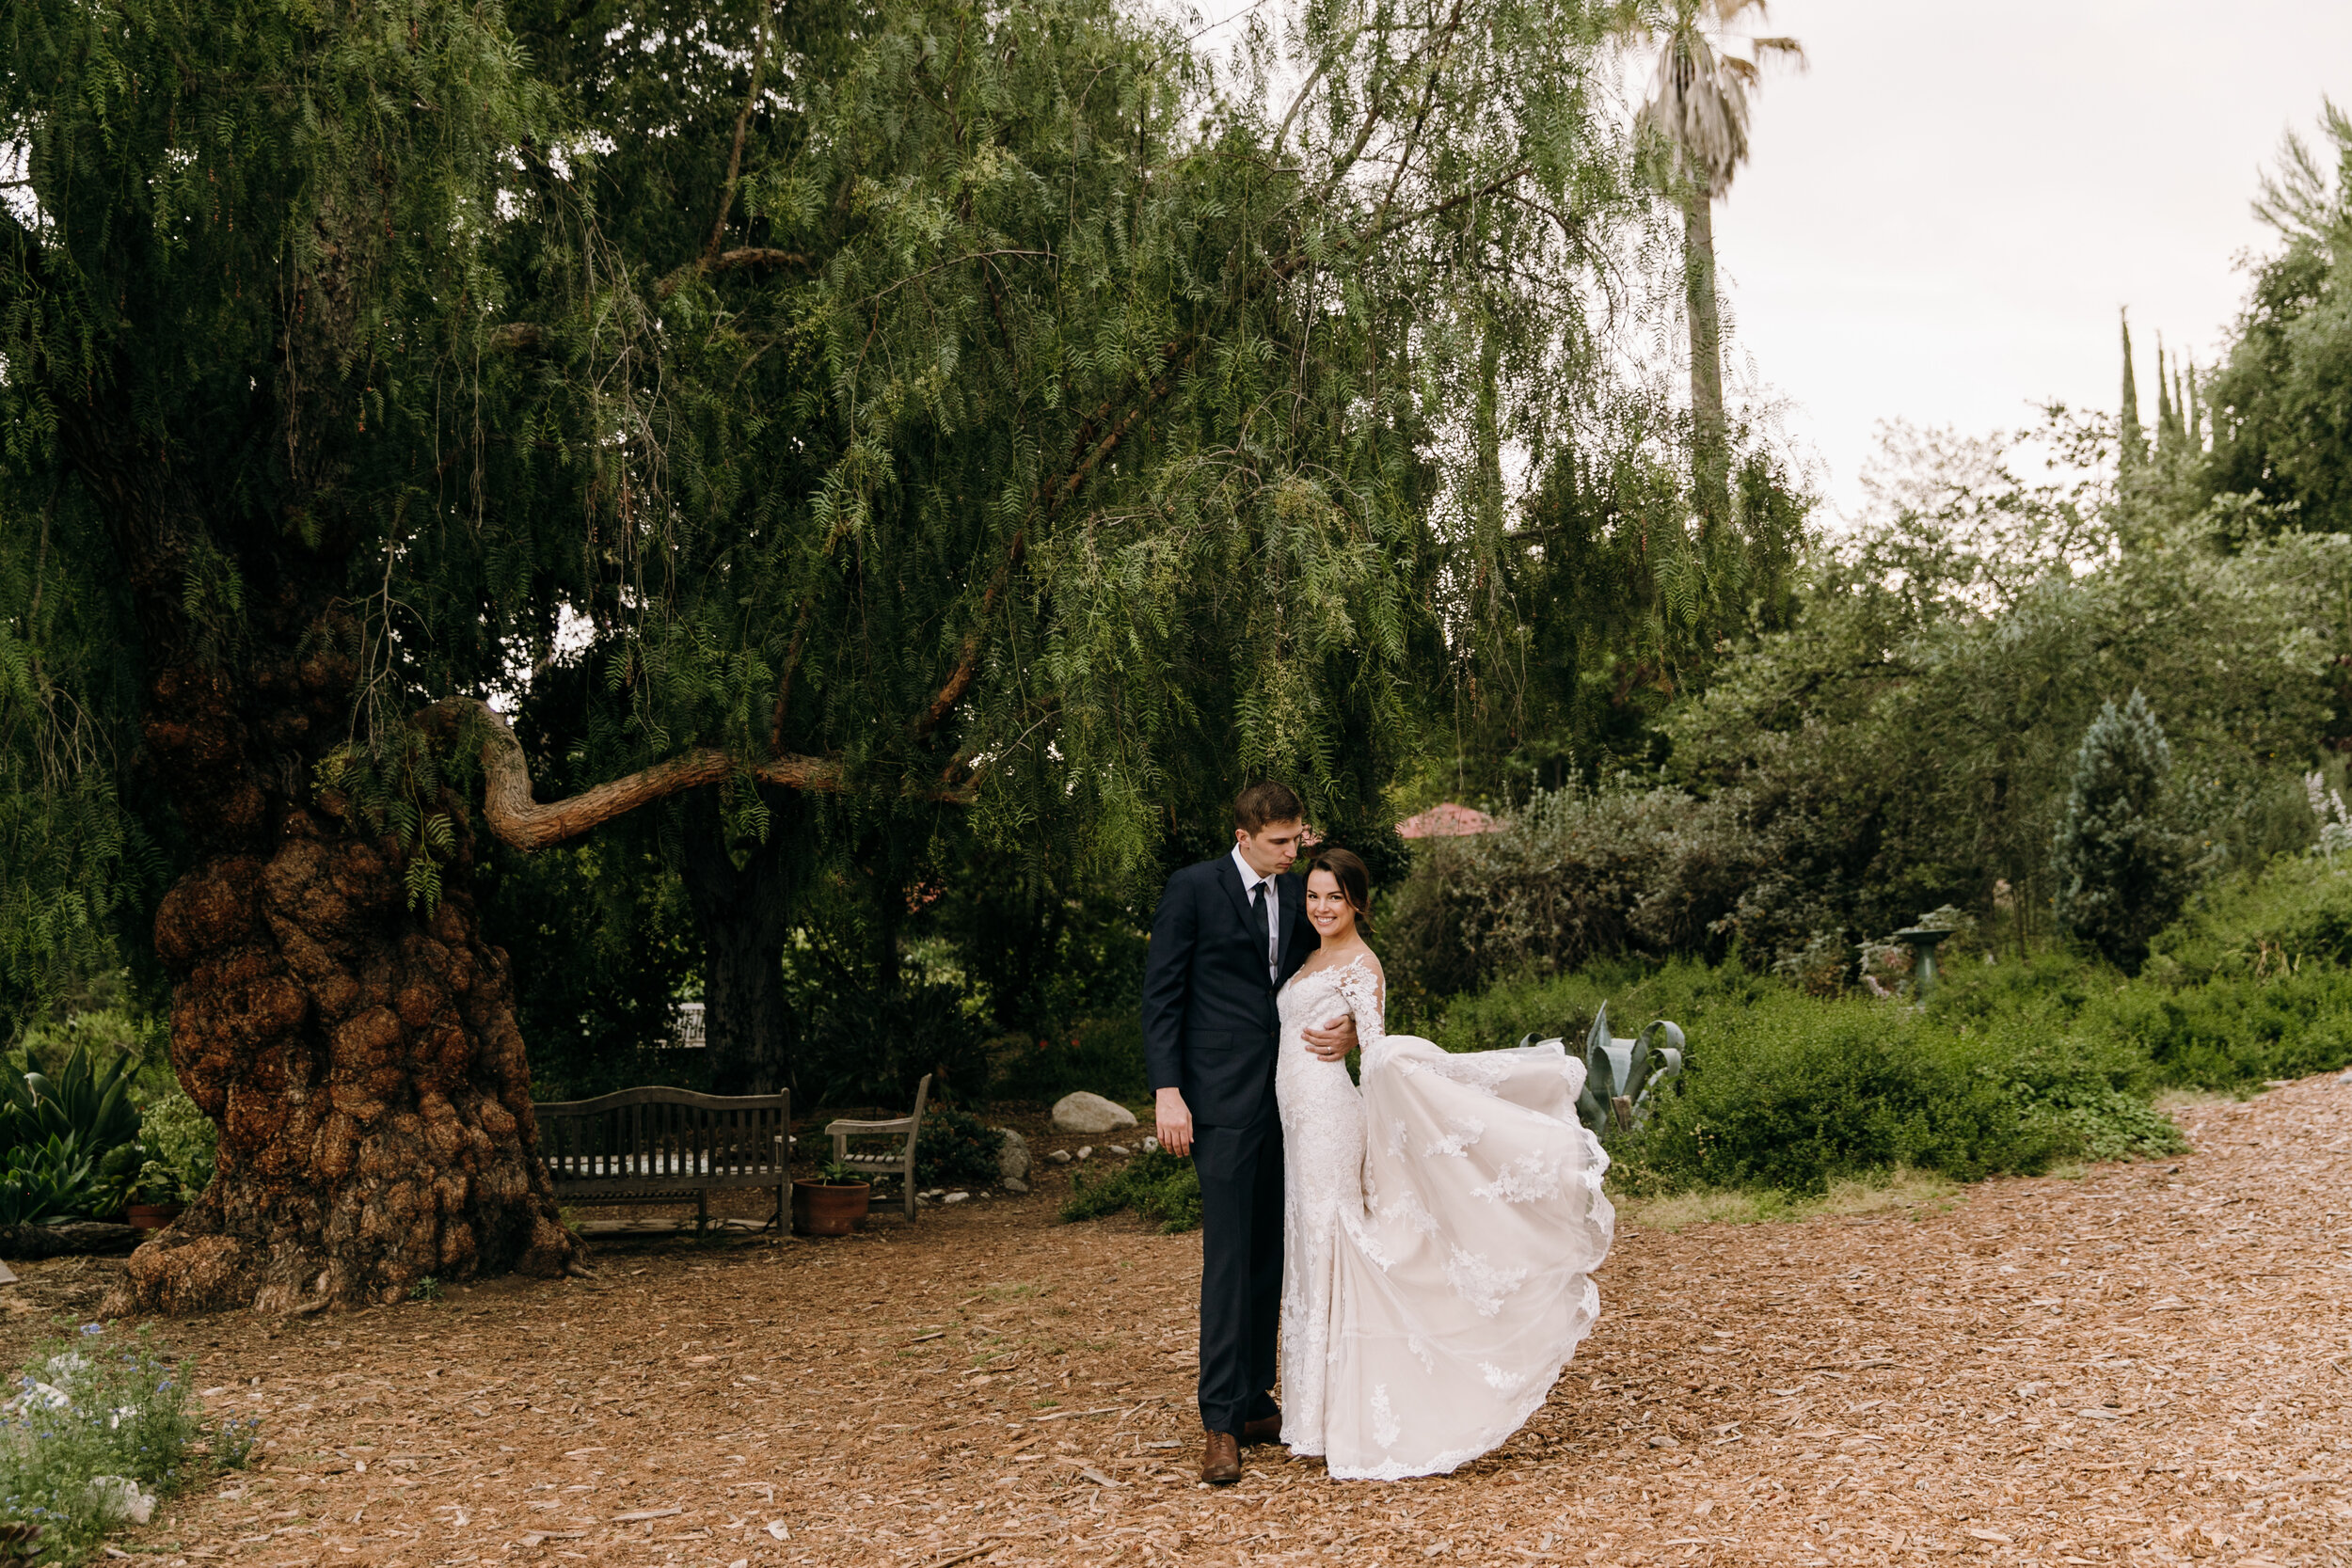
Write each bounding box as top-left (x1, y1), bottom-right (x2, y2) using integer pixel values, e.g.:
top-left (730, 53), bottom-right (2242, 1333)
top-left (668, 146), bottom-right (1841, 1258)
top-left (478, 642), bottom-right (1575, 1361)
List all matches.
top-left (1308, 847), bottom-right (1375, 936)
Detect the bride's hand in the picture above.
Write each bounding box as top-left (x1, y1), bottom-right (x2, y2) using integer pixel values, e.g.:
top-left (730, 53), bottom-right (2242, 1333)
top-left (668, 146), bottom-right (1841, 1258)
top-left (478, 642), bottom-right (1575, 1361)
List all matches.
top-left (1301, 1014), bottom-right (1356, 1062)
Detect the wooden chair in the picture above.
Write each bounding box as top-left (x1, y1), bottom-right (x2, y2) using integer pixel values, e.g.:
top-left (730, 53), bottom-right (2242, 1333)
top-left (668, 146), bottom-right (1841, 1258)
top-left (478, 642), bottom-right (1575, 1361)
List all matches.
top-left (825, 1074), bottom-right (933, 1222)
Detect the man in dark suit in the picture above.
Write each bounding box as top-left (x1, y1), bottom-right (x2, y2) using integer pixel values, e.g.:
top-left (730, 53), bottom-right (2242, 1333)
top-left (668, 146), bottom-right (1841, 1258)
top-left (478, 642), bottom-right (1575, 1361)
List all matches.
top-left (1141, 781), bottom-right (1356, 1485)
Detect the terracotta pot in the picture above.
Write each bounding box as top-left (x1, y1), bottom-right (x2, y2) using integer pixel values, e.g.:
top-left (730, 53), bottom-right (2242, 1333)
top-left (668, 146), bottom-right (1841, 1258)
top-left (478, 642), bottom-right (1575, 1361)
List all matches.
top-left (791, 1179), bottom-right (870, 1237)
top-left (125, 1202), bottom-right (183, 1231)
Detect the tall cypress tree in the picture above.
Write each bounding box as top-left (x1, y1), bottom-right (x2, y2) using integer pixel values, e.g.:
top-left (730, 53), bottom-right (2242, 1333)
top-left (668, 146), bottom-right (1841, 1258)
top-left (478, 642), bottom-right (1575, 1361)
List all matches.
top-left (2119, 309), bottom-right (2146, 472)
top-left (2050, 689), bottom-right (2190, 971)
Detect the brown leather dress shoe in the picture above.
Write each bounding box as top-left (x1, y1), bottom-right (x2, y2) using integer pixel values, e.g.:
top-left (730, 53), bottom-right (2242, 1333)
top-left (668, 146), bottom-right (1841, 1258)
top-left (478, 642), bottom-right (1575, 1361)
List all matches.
top-left (1200, 1431), bottom-right (1242, 1485)
top-left (1239, 1414), bottom-right (1282, 1447)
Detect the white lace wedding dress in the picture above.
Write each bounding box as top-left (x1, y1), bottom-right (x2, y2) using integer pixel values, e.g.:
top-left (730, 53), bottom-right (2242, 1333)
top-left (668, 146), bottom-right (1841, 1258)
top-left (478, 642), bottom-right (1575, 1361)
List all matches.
top-left (1275, 954), bottom-right (1613, 1480)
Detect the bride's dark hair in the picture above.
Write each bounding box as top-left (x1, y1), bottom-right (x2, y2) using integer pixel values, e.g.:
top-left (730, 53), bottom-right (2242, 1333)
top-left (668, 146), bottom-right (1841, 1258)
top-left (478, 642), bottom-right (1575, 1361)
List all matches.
top-left (1307, 847), bottom-right (1375, 936)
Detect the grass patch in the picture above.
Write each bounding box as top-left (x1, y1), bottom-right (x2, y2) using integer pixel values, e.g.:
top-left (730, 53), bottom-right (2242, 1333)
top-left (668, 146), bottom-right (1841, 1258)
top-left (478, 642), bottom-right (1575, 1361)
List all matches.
top-left (1059, 1148), bottom-right (1201, 1233)
top-left (1617, 1167), bottom-right (1962, 1232)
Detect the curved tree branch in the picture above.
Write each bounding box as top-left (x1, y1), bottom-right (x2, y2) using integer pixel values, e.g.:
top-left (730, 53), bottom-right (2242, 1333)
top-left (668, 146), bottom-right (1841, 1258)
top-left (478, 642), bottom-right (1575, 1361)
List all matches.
top-left (421, 698), bottom-right (851, 851)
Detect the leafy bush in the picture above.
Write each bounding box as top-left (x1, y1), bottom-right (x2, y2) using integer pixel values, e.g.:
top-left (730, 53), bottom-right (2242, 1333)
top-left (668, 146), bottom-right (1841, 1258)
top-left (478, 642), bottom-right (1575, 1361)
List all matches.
top-left (134, 1092), bottom-right (218, 1206)
top-left (1060, 1148), bottom-right (1201, 1233)
top-left (987, 1016), bottom-right (1149, 1105)
top-left (2052, 690), bottom-right (2192, 971)
top-left (1613, 993), bottom-right (2075, 1195)
top-left (1384, 785), bottom-right (1780, 1001)
top-left (1434, 955), bottom-right (2190, 1197)
top-left (0, 1323), bottom-right (219, 1557)
top-left (914, 1103), bottom-right (1005, 1189)
top-left (0, 1137), bottom-right (103, 1227)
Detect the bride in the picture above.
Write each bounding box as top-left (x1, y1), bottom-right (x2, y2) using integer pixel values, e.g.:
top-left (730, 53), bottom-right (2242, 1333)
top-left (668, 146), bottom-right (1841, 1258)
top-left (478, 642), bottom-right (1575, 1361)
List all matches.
top-left (1275, 847), bottom-right (1614, 1481)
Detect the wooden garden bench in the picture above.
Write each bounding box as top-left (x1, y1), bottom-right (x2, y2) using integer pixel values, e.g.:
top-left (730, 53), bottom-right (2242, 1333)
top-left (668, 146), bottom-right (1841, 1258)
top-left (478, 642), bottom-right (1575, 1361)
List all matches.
top-left (535, 1086), bottom-right (792, 1231)
top-left (825, 1074), bottom-right (933, 1222)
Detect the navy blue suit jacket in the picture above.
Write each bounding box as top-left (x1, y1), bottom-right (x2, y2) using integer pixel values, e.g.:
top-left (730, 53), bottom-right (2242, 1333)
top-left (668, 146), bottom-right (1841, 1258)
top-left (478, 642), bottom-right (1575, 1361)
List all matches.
top-left (1140, 856), bottom-right (1319, 1129)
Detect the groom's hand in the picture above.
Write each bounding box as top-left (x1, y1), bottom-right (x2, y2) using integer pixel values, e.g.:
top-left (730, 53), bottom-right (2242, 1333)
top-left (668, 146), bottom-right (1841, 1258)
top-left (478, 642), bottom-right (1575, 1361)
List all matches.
top-left (1154, 1087), bottom-right (1195, 1157)
top-left (1301, 1013), bottom-right (1358, 1063)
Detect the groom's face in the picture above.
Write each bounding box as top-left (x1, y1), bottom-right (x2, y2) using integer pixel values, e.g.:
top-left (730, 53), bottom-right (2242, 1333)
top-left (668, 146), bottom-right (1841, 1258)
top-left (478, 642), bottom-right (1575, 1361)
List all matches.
top-left (1234, 818), bottom-right (1306, 879)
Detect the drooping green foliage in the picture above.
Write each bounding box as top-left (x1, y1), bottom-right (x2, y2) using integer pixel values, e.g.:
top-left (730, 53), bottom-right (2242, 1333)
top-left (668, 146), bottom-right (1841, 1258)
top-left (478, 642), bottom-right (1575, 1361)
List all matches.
top-left (2051, 690), bottom-right (2190, 971)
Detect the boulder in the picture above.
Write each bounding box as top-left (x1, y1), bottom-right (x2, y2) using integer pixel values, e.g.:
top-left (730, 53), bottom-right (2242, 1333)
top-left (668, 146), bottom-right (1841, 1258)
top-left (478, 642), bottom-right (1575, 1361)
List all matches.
top-left (1052, 1091), bottom-right (1138, 1133)
top-left (1002, 1177), bottom-right (1031, 1195)
top-left (993, 1128), bottom-right (1033, 1183)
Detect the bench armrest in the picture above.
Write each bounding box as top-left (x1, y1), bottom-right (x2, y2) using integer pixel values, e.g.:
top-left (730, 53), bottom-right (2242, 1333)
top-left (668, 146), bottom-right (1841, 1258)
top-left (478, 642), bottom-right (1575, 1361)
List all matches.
top-left (825, 1117), bottom-right (914, 1134)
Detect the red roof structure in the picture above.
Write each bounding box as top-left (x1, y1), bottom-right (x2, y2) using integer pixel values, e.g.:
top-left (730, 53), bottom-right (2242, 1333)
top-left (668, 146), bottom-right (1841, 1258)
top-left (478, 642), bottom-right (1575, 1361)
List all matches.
top-left (1395, 801), bottom-right (1501, 839)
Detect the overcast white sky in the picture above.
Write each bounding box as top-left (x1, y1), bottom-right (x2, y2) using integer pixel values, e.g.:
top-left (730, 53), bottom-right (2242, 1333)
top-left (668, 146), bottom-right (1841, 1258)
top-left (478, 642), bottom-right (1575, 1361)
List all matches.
top-left (1714, 0), bottom-right (2352, 518)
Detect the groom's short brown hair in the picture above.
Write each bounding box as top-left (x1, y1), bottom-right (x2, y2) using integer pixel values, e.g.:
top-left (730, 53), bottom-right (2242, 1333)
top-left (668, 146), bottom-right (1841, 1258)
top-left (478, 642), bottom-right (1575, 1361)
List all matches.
top-left (1233, 781), bottom-right (1305, 832)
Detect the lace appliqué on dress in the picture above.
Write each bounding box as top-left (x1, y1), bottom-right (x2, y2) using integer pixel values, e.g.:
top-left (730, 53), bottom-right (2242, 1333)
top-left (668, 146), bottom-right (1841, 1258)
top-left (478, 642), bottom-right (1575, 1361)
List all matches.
top-left (1441, 1245), bottom-right (1531, 1316)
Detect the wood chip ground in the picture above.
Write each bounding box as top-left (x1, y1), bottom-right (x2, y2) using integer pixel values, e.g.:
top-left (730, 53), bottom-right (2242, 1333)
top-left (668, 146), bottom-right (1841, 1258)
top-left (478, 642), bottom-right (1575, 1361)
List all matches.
top-left (8, 1078), bottom-right (2351, 1568)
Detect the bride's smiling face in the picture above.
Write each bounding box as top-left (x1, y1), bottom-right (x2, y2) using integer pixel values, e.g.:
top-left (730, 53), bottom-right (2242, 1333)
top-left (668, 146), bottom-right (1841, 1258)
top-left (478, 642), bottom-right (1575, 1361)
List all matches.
top-left (1305, 868), bottom-right (1359, 941)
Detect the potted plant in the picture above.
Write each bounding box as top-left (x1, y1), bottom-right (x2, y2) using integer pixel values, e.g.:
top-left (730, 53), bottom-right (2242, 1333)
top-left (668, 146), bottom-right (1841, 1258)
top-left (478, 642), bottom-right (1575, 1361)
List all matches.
top-left (791, 1159), bottom-right (870, 1237)
top-left (124, 1178), bottom-right (181, 1231)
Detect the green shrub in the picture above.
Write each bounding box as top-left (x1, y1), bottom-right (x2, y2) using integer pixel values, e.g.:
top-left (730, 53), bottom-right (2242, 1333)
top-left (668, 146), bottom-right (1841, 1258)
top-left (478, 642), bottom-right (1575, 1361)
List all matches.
top-left (1429, 955), bottom-right (2189, 1196)
top-left (134, 1091), bottom-right (217, 1206)
top-left (0, 1323), bottom-right (218, 1556)
top-left (987, 1016), bottom-right (1149, 1105)
top-left (1613, 993), bottom-right (2074, 1195)
top-left (1060, 1148), bottom-right (1201, 1233)
top-left (914, 1103), bottom-right (1005, 1189)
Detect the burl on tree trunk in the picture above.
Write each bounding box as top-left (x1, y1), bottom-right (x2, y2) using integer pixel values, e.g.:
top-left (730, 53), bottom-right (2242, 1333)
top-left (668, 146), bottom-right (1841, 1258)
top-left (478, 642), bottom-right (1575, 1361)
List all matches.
top-left (103, 672), bottom-right (579, 1316)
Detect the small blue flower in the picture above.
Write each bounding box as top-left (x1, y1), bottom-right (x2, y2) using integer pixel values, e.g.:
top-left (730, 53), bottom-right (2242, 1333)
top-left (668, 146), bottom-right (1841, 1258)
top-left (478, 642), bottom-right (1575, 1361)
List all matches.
top-left (79, 1323), bottom-right (103, 1337)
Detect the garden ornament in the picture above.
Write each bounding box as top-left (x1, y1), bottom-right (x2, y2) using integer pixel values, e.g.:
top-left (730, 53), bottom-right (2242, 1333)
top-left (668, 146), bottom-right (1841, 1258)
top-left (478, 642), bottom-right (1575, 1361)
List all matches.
top-left (1893, 926), bottom-right (1954, 1004)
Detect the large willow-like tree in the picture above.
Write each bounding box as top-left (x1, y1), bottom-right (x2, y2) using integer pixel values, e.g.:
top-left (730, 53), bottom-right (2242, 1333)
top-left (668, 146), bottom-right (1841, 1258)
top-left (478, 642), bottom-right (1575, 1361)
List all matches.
top-left (4, 0), bottom-right (1644, 1311)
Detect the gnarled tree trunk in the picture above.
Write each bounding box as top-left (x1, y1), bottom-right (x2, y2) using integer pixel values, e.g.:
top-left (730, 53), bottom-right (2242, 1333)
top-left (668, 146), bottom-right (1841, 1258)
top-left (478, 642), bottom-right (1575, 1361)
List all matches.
top-left (103, 636), bottom-right (579, 1317)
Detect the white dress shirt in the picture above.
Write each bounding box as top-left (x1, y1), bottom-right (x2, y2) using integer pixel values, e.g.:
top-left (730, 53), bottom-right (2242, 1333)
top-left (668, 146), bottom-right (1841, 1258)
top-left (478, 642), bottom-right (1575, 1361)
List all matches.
top-left (1230, 845), bottom-right (1281, 986)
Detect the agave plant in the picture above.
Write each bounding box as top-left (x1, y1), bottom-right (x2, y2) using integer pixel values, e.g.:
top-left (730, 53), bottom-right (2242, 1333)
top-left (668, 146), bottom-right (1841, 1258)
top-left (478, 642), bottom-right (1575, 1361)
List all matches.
top-left (0, 1134), bottom-right (103, 1227)
top-left (1524, 1002), bottom-right (1688, 1139)
top-left (0, 1045), bottom-right (142, 1159)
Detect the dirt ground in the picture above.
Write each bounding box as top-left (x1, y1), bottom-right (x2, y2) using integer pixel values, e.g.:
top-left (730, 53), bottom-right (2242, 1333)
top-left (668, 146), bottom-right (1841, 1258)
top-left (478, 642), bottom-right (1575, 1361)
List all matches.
top-left (8, 1080), bottom-right (2352, 1568)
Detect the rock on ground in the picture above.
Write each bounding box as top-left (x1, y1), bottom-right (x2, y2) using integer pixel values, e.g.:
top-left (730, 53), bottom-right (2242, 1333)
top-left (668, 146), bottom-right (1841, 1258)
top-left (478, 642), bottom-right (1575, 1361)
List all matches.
top-left (993, 1128), bottom-right (1032, 1183)
top-left (1051, 1091), bottom-right (1137, 1133)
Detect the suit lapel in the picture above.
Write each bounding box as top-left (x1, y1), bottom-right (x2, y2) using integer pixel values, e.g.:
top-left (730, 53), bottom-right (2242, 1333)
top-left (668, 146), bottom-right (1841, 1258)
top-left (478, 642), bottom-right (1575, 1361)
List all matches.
top-left (1215, 855), bottom-right (1256, 954)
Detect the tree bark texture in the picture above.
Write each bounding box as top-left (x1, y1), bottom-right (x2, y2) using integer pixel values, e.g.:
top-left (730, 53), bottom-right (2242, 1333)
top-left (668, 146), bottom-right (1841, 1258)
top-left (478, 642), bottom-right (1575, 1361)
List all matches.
top-left (103, 643), bottom-right (580, 1317)
top-left (677, 789), bottom-right (806, 1096)
top-left (1682, 189), bottom-right (1731, 527)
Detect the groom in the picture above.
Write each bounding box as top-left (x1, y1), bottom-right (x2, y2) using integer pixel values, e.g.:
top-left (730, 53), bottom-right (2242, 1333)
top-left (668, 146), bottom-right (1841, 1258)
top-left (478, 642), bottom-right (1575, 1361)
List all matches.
top-left (1141, 781), bottom-right (1356, 1485)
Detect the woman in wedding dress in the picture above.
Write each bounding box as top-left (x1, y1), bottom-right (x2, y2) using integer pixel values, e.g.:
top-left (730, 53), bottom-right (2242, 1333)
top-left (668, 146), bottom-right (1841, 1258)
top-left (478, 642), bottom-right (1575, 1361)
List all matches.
top-left (1275, 848), bottom-right (1614, 1481)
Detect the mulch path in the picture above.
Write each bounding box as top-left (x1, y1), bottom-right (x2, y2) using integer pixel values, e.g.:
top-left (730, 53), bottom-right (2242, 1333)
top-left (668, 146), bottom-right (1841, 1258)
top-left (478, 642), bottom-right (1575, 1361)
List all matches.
top-left (8, 1082), bottom-right (2351, 1568)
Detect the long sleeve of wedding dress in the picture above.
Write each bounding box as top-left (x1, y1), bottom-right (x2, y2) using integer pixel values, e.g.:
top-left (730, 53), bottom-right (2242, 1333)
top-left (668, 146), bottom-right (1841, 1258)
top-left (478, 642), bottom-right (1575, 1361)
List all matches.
top-left (1278, 958), bottom-right (1613, 1481)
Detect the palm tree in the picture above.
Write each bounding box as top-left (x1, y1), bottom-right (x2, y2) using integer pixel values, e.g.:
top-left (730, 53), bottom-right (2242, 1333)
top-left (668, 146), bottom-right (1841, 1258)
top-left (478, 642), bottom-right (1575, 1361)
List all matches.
top-left (1621, 0), bottom-right (1804, 524)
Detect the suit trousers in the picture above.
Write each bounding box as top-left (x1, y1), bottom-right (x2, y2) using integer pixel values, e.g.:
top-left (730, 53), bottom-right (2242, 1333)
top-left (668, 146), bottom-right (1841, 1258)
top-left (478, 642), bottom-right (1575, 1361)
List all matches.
top-left (1193, 1113), bottom-right (1284, 1435)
